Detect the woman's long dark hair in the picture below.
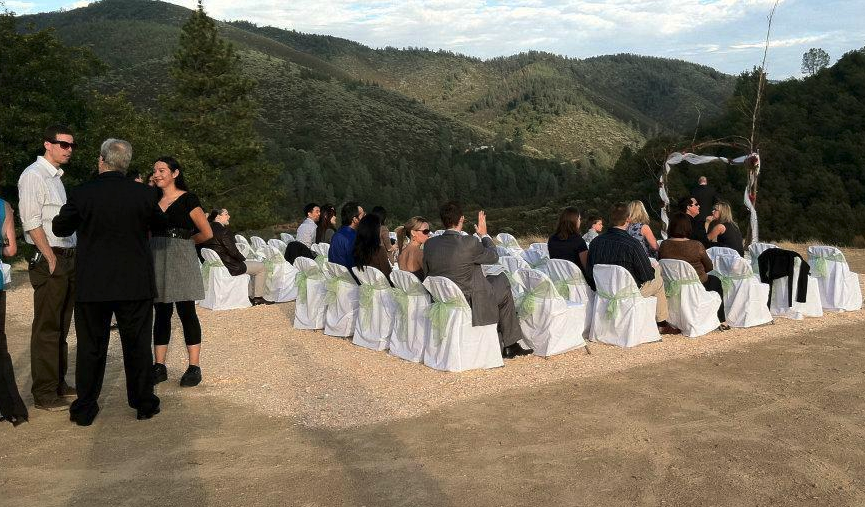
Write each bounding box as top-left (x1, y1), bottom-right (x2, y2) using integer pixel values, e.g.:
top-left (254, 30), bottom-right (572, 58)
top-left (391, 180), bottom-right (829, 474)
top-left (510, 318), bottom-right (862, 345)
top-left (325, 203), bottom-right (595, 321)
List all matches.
top-left (155, 156), bottom-right (189, 193)
top-left (353, 214), bottom-right (382, 270)
top-left (315, 204), bottom-right (336, 243)
top-left (554, 207), bottom-right (581, 240)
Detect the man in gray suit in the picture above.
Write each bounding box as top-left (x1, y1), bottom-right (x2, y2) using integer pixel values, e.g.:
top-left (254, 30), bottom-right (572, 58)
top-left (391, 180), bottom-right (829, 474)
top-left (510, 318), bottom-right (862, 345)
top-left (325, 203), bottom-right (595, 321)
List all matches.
top-left (422, 201), bottom-right (532, 358)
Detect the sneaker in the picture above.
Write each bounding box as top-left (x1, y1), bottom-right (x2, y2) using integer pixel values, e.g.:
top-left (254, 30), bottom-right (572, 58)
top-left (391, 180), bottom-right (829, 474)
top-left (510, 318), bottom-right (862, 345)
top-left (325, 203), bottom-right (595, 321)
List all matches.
top-left (179, 365), bottom-right (202, 387)
top-left (34, 397), bottom-right (71, 412)
top-left (152, 363), bottom-right (168, 384)
top-left (57, 383), bottom-right (77, 398)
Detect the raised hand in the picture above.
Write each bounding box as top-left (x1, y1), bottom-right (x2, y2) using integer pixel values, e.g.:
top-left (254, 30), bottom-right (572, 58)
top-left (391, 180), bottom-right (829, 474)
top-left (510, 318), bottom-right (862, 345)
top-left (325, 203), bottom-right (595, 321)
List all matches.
top-left (476, 210), bottom-right (488, 236)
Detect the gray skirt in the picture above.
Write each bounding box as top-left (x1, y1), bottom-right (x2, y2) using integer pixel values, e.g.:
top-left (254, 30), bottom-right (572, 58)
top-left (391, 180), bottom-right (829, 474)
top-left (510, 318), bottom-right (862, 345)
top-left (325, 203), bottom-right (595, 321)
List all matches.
top-left (151, 236), bottom-right (205, 304)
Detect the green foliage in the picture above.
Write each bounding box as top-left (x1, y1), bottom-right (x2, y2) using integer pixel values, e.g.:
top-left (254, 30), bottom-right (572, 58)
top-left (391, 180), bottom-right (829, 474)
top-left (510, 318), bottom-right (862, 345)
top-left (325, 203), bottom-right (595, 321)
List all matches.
top-left (801, 48), bottom-right (830, 76)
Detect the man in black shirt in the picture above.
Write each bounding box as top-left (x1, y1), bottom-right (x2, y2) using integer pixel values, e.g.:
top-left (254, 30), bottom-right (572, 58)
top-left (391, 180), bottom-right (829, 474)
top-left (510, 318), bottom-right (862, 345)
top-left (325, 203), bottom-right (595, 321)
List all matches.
top-left (690, 176), bottom-right (718, 223)
top-left (587, 203), bottom-right (677, 334)
top-left (678, 196), bottom-right (709, 247)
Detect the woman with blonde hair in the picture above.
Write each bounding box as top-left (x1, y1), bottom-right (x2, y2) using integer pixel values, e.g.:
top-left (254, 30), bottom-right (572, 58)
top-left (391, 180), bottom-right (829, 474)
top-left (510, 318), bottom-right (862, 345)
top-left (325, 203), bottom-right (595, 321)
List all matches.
top-left (627, 200), bottom-right (659, 257)
top-left (706, 201), bottom-right (744, 256)
top-left (396, 216), bottom-right (431, 281)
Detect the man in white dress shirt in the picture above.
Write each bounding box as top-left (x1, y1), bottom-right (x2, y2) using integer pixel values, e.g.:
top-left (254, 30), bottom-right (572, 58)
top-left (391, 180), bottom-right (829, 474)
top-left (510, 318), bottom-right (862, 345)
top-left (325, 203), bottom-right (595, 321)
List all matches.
top-left (295, 202), bottom-right (320, 247)
top-left (18, 124), bottom-right (78, 411)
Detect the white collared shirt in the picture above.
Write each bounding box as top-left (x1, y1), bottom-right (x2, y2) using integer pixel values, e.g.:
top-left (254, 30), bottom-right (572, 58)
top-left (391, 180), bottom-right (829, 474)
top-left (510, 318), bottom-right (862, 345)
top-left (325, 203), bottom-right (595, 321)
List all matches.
top-left (18, 156), bottom-right (76, 248)
top-left (296, 217), bottom-right (317, 247)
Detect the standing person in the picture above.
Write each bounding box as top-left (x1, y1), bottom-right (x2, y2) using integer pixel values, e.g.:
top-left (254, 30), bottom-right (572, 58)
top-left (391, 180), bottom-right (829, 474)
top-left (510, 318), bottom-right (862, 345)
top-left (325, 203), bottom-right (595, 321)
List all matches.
top-left (150, 157), bottom-right (213, 387)
top-left (296, 203), bottom-right (319, 247)
top-left (423, 201), bottom-right (532, 358)
top-left (0, 198), bottom-right (26, 426)
top-left (199, 208), bottom-right (270, 305)
top-left (328, 201), bottom-right (364, 269)
top-left (582, 213), bottom-right (603, 246)
top-left (17, 124), bottom-right (77, 411)
top-left (548, 207), bottom-right (589, 278)
top-left (396, 216), bottom-right (431, 281)
top-left (52, 139), bottom-right (162, 425)
top-left (690, 176), bottom-right (718, 224)
top-left (706, 201), bottom-right (745, 256)
top-left (315, 204), bottom-right (337, 244)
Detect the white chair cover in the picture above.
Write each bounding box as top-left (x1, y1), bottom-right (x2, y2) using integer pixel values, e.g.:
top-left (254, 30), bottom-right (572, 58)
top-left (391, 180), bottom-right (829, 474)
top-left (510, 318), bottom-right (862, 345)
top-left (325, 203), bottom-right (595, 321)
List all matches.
top-left (659, 259), bottom-right (721, 337)
top-left (711, 255), bottom-right (773, 328)
top-left (280, 232), bottom-right (295, 244)
top-left (482, 264), bottom-right (507, 276)
top-left (520, 249), bottom-right (550, 272)
top-left (432, 230), bottom-right (445, 237)
top-left (351, 266), bottom-right (395, 351)
top-left (311, 243), bottom-right (330, 257)
top-left (527, 243), bottom-right (549, 257)
top-left (2, 262), bottom-right (12, 286)
top-left (496, 233), bottom-right (523, 255)
top-left (498, 256), bottom-right (530, 299)
top-left (545, 259), bottom-right (594, 338)
top-left (512, 269), bottom-right (586, 357)
top-left (808, 246), bottom-right (862, 312)
top-left (421, 276), bottom-right (503, 372)
top-left (236, 242), bottom-right (262, 261)
top-left (260, 245), bottom-right (298, 302)
top-left (293, 257), bottom-right (326, 330)
top-left (495, 245), bottom-right (511, 257)
top-left (321, 261), bottom-right (359, 337)
top-left (267, 238), bottom-right (287, 254)
top-left (589, 264), bottom-right (660, 347)
top-left (707, 246), bottom-right (739, 264)
top-left (199, 248), bottom-right (252, 310)
top-left (768, 257), bottom-right (823, 320)
top-left (388, 271), bottom-right (431, 363)
top-left (250, 235), bottom-right (267, 253)
top-left (749, 242), bottom-right (777, 274)
top-left (235, 234), bottom-right (250, 246)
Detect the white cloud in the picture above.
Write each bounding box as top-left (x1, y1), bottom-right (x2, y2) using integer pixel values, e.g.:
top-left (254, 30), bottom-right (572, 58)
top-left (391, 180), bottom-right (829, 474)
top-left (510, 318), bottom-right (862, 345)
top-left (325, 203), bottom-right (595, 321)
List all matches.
top-left (5, 0), bottom-right (36, 13)
top-left (729, 34), bottom-right (829, 50)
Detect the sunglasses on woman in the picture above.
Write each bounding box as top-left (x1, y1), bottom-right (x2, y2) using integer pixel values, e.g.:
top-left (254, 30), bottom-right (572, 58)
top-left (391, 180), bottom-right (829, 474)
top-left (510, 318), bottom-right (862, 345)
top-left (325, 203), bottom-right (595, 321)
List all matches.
top-left (416, 229), bottom-right (431, 235)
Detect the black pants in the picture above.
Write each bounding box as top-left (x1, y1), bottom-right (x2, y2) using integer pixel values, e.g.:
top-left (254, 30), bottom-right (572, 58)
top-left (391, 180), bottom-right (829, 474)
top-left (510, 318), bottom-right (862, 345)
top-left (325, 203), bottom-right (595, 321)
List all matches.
top-left (486, 273), bottom-right (525, 348)
top-left (69, 299), bottom-right (159, 424)
top-left (153, 301), bottom-right (201, 347)
top-left (0, 292), bottom-right (28, 423)
top-left (703, 274), bottom-right (727, 323)
top-left (28, 254), bottom-right (75, 403)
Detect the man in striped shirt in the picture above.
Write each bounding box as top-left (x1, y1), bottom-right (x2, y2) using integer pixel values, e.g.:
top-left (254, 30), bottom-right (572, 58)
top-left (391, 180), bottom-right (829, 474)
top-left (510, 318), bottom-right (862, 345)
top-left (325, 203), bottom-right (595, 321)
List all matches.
top-left (586, 202), bottom-right (678, 335)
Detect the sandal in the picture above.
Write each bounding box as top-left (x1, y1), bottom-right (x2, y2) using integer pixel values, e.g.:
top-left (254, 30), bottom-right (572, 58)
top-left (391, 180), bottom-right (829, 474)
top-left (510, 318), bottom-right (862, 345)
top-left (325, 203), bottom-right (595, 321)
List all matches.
top-left (718, 324), bottom-right (731, 331)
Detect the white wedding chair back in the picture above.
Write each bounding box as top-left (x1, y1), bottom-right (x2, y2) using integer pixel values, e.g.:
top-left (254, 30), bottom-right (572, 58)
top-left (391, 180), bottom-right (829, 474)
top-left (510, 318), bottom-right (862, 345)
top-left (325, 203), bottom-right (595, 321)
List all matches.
top-left (250, 235), bottom-right (267, 253)
top-left (236, 242), bottom-right (255, 260)
top-left (311, 243), bottom-right (330, 257)
top-left (545, 259), bottom-right (594, 338)
top-left (431, 230), bottom-right (445, 237)
top-left (199, 248), bottom-right (251, 310)
top-left (293, 257), bottom-right (327, 329)
top-left (521, 249), bottom-right (550, 272)
top-left (1, 262), bottom-right (11, 287)
top-left (749, 242), bottom-right (777, 273)
top-left (321, 261), bottom-right (359, 337)
top-left (261, 245), bottom-right (298, 302)
top-left (495, 245), bottom-right (511, 257)
top-left (498, 255), bottom-right (530, 299)
top-left (280, 232), bottom-right (295, 244)
top-left (707, 246), bottom-right (739, 264)
top-left (527, 242), bottom-right (549, 257)
top-left (496, 233), bottom-right (523, 255)
top-left (388, 271), bottom-right (431, 363)
top-left (268, 238), bottom-right (287, 255)
top-left (711, 254), bottom-right (772, 328)
top-left (235, 234), bottom-right (250, 247)
top-left (808, 246), bottom-right (862, 312)
top-left (589, 264), bottom-right (660, 347)
top-left (351, 266), bottom-right (395, 351)
top-left (659, 259), bottom-right (721, 337)
top-left (421, 276), bottom-right (503, 372)
top-left (757, 251), bottom-right (823, 320)
top-left (512, 269), bottom-right (586, 357)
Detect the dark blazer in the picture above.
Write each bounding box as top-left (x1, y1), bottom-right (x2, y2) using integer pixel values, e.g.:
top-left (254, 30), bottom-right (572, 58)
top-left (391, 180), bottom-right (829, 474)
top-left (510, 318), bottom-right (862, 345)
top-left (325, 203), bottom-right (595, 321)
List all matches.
top-left (53, 171), bottom-right (163, 302)
top-left (422, 230), bottom-right (499, 326)
top-left (197, 222), bottom-right (247, 276)
top-left (757, 248), bottom-right (810, 307)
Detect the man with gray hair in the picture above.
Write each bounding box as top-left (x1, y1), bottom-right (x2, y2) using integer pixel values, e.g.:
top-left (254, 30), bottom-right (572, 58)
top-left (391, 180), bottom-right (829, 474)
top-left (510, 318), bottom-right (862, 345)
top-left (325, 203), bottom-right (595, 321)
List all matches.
top-left (53, 138), bottom-right (162, 425)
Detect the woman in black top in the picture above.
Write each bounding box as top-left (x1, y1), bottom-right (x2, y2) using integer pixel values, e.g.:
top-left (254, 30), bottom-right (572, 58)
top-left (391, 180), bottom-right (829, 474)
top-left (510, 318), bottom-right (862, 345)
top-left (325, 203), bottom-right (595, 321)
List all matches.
top-left (706, 201), bottom-right (744, 256)
top-left (315, 204), bottom-right (337, 244)
top-left (0, 199), bottom-right (26, 426)
top-left (150, 157), bottom-right (213, 388)
top-left (548, 207), bottom-right (589, 276)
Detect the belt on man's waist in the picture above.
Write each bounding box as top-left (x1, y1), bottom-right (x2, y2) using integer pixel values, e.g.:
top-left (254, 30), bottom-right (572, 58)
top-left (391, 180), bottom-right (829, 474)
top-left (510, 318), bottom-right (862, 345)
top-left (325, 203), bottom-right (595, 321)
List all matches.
top-left (153, 228), bottom-right (193, 239)
top-left (51, 246), bottom-right (75, 257)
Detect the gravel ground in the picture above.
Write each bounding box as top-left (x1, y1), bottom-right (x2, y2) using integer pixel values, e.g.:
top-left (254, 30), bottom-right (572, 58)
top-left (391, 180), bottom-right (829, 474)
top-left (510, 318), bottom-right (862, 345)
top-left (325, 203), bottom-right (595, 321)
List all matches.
top-left (4, 243), bottom-right (863, 430)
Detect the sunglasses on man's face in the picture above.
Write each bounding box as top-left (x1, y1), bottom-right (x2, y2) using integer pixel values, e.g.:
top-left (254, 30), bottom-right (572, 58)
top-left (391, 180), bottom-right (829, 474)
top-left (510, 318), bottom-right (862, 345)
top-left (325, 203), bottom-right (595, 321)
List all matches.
top-left (48, 140), bottom-right (76, 150)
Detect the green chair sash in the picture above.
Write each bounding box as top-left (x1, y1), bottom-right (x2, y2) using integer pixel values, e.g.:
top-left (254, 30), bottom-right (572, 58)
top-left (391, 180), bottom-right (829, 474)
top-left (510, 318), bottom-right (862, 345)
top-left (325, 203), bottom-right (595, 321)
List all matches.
top-left (552, 275), bottom-right (587, 299)
top-left (663, 277), bottom-right (702, 298)
top-left (426, 296), bottom-right (469, 345)
top-left (810, 253), bottom-right (845, 278)
top-left (358, 277), bottom-right (392, 328)
top-left (390, 284), bottom-right (428, 340)
top-left (200, 259), bottom-right (223, 292)
top-left (526, 256), bottom-right (548, 269)
top-left (709, 270), bottom-right (757, 293)
top-left (325, 272), bottom-right (355, 305)
top-left (595, 287), bottom-right (641, 320)
top-left (295, 267), bottom-right (323, 305)
top-left (516, 279), bottom-right (556, 318)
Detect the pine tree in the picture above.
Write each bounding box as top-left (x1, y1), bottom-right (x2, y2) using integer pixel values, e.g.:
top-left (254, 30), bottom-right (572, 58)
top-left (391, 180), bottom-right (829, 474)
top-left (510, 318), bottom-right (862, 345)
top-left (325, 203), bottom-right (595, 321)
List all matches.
top-left (161, 1), bottom-right (280, 228)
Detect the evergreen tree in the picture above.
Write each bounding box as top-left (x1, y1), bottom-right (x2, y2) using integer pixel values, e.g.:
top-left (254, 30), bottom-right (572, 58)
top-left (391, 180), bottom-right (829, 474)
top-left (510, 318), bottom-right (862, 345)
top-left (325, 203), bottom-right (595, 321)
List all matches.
top-left (161, 1), bottom-right (280, 228)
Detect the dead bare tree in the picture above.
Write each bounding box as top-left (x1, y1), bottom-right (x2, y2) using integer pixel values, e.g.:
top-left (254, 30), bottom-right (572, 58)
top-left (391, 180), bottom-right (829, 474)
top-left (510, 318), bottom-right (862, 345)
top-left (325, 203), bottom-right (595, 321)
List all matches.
top-left (750, 0), bottom-right (781, 151)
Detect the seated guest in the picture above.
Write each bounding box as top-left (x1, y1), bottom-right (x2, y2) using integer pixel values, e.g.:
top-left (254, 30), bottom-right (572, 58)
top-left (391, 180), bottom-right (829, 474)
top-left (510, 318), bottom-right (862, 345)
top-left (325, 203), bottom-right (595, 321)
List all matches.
top-left (371, 205), bottom-right (397, 263)
top-left (328, 201), bottom-right (364, 269)
top-left (396, 216), bottom-right (431, 281)
top-left (706, 201), bottom-right (744, 256)
top-left (353, 214), bottom-right (392, 282)
top-left (586, 202), bottom-right (678, 334)
top-left (582, 212), bottom-right (603, 246)
top-left (199, 209), bottom-right (271, 305)
top-left (548, 207), bottom-right (589, 278)
top-left (423, 201), bottom-right (532, 358)
top-left (626, 200), bottom-right (659, 257)
top-left (677, 196), bottom-right (709, 247)
top-left (315, 204), bottom-right (337, 244)
top-left (296, 203), bottom-right (319, 248)
top-left (658, 213), bottom-right (728, 329)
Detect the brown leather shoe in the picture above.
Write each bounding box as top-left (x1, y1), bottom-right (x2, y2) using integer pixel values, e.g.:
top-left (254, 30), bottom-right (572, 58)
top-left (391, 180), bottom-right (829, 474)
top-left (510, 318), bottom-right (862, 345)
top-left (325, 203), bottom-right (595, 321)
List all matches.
top-left (659, 325), bottom-right (681, 335)
top-left (35, 397), bottom-right (71, 412)
top-left (58, 383), bottom-right (78, 398)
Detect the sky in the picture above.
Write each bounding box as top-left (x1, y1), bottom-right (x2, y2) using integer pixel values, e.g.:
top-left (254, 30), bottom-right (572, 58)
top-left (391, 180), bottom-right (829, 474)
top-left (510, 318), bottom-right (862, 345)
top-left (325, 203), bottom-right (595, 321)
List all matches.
top-left (8, 0), bottom-right (865, 78)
